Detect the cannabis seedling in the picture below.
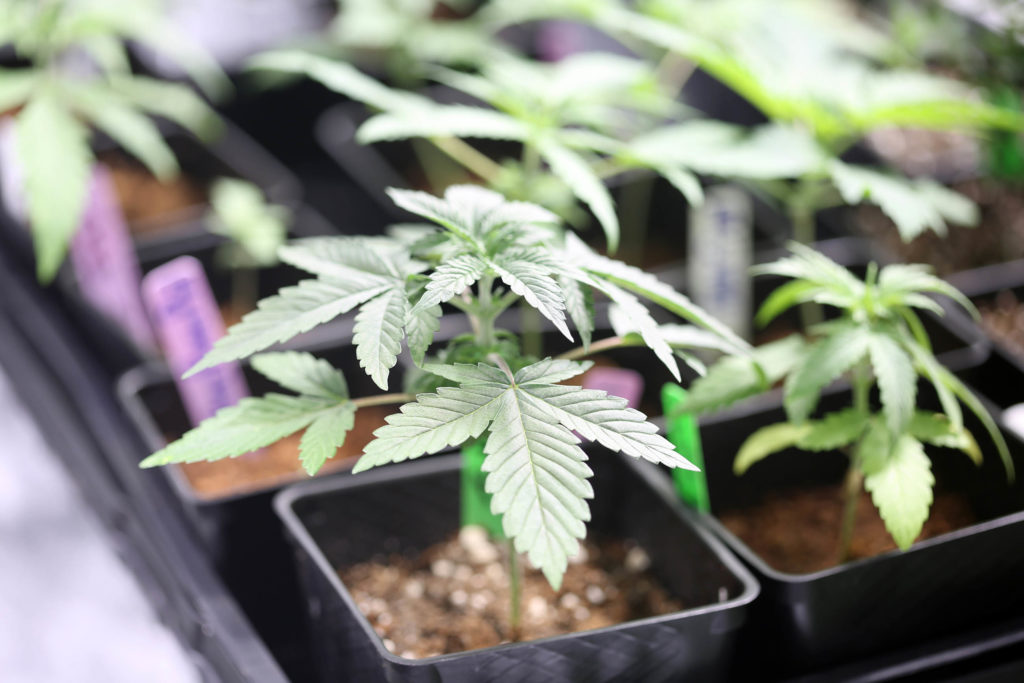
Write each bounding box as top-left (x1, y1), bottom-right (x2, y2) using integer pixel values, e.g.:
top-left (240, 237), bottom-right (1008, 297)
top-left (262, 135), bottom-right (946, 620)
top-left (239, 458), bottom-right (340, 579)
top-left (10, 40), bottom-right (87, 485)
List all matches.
top-left (675, 244), bottom-right (1013, 563)
top-left (0, 0), bottom-right (224, 281)
top-left (206, 178), bottom-right (289, 316)
top-left (141, 185), bottom-right (747, 631)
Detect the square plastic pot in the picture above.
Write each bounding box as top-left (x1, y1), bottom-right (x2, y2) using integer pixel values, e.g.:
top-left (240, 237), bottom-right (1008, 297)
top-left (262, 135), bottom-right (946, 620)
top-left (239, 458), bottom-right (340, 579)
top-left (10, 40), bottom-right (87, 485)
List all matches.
top-left (274, 451), bottom-right (759, 683)
top-left (692, 383), bottom-right (1024, 678)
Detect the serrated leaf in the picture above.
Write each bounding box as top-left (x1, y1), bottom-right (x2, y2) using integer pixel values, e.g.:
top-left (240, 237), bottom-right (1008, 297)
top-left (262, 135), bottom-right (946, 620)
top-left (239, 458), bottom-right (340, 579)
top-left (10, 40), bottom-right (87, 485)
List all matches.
top-left (734, 422), bottom-right (812, 474)
top-left (490, 255), bottom-right (571, 341)
top-left (250, 351), bottom-right (349, 400)
top-left (560, 276), bottom-right (593, 350)
top-left (405, 298), bottom-right (441, 366)
top-left (387, 185), bottom-right (490, 248)
top-left (109, 75), bottom-right (219, 137)
top-left (863, 435), bottom-right (934, 550)
top-left (605, 286), bottom-right (680, 382)
top-left (797, 408), bottom-right (869, 451)
top-left (17, 92), bottom-right (93, 282)
top-left (678, 335), bottom-right (806, 414)
top-left (908, 411), bottom-right (982, 466)
top-left (829, 161), bottom-right (978, 242)
top-left (513, 358), bottom-right (591, 385)
top-left (140, 394), bottom-right (348, 467)
top-left (354, 288), bottom-right (408, 390)
top-left (354, 383), bottom-right (507, 471)
top-left (784, 325), bottom-right (871, 424)
top-left (413, 253), bottom-right (487, 312)
top-left (278, 236), bottom-right (408, 280)
top-left (187, 278), bottom-right (392, 377)
top-left (357, 105), bottom-right (528, 143)
top-left (69, 85), bottom-right (178, 180)
top-left (868, 332), bottom-right (915, 436)
top-left (755, 280), bottom-right (820, 327)
top-left (300, 404), bottom-right (357, 475)
top-left (537, 139), bottom-right (620, 252)
top-left (877, 264), bottom-right (977, 319)
top-left (523, 384), bottom-right (697, 469)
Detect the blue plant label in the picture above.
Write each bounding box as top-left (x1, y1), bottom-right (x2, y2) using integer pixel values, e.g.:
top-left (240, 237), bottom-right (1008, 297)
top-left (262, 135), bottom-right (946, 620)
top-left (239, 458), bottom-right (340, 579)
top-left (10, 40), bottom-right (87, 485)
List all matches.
top-left (688, 185), bottom-right (753, 341)
top-left (69, 166), bottom-right (156, 351)
top-left (142, 256), bottom-right (251, 427)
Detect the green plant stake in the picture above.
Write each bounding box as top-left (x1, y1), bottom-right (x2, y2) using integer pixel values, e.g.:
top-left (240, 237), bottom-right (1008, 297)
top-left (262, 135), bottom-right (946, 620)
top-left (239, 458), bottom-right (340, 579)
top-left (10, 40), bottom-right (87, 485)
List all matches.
top-left (986, 85), bottom-right (1024, 182)
top-left (460, 437), bottom-right (504, 538)
top-left (662, 383), bottom-right (709, 513)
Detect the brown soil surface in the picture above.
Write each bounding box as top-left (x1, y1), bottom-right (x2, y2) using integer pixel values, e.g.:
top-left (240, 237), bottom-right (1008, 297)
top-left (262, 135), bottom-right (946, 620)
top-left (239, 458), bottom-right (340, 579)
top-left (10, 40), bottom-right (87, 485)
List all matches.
top-left (857, 178), bottom-right (1024, 275)
top-left (720, 484), bottom-right (975, 574)
top-left (102, 155), bottom-right (206, 233)
top-left (341, 529), bottom-right (684, 659)
top-left (980, 289), bottom-right (1024, 358)
top-left (178, 404), bottom-right (394, 499)
top-left (865, 127), bottom-right (981, 181)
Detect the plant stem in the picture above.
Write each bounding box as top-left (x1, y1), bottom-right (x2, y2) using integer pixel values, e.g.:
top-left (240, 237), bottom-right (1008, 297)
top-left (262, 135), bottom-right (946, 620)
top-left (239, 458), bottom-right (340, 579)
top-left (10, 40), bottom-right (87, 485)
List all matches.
top-left (619, 176), bottom-right (653, 265)
top-left (522, 143), bottom-right (542, 181)
top-left (231, 267), bottom-right (258, 320)
top-left (556, 335), bottom-right (635, 361)
top-left (351, 393), bottom-right (415, 408)
top-left (507, 538), bottom-right (522, 641)
top-left (837, 462), bottom-right (864, 565)
top-left (475, 274), bottom-right (497, 348)
top-left (430, 136), bottom-right (504, 184)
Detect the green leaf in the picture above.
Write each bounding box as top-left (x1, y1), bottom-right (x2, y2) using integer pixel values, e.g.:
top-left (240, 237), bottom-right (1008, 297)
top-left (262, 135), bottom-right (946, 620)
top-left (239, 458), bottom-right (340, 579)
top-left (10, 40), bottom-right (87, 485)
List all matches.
top-left (186, 278), bottom-right (392, 377)
top-left (784, 324), bottom-right (871, 424)
top-left (604, 283), bottom-right (680, 382)
top-left (908, 411), bottom-right (982, 466)
top-left (490, 254), bottom-right (571, 340)
top-left (248, 50), bottom-right (422, 112)
top-left (513, 358), bottom-right (591, 385)
top-left (678, 335), bottom-right (806, 414)
top-left (109, 76), bottom-right (219, 138)
top-left (755, 280), bottom-right (819, 327)
top-left (140, 393), bottom-right (349, 468)
top-left (354, 288), bottom-right (408, 390)
top-left (413, 253), bottom-right (487, 312)
top-left (537, 139), bottom-right (620, 252)
top-left (829, 161), bottom-right (979, 241)
top-left (484, 388), bottom-right (592, 588)
top-left (279, 236), bottom-right (409, 280)
top-left (250, 351), bottom-right (349, 400)
top-left (734, 423), bottom-right (812, 474)
top-left (863, 435), bottom-right (934, 550)
top-left (387, 185), bottom-right (493, 248)
top-left (358, 105), bottom-right (528, 143)
top-left (17, 92), bottom-right (93, 282)
top-left (797, 408), bottom-right (870, 451)
top-left (299, 404), bottom-right (357, 475)
top-left (877, 264), bottom-right (977, 319)
top-left (657, 165), bottom-right (704, 206)
top-left (405, 297), bottom-right (441, 367)
top-left (560, 275), bottom-right (593, 350)
top-left (0, 70), bottom-right (36, 112)
top-left (69, 84), bottom-right (178, 180)
top-left (868, 332), bottom-right (915, 436)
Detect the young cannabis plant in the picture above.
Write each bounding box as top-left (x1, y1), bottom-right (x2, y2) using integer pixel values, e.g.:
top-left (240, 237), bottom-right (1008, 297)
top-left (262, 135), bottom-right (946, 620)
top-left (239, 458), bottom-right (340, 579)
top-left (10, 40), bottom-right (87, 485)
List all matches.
top-left (141, 184), bottom-right (748, 587)
top-left (676, 243), bottom-right (1013, 562)
top-left (250, 48), bottom-right (686, 252)
top-left (0, 0), bottom-right (223, 281)
top-left (543, 0), bottom-right (1024, 244)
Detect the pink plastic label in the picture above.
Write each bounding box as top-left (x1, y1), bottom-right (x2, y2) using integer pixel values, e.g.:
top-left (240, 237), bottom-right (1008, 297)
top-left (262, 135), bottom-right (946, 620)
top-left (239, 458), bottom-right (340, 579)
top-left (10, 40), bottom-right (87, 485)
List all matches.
top-left (69, 167), bottom-right (156, 351)
top-left (582, 367), bottom-right (644, 409)
top-left (142, 255), bottom-right (250, 427)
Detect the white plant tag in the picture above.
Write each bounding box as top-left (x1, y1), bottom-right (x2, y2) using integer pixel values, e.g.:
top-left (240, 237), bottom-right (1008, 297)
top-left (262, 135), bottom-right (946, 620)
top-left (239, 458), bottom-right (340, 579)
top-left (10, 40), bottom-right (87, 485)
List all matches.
top-left (687, 185), bottom-right (754, 341)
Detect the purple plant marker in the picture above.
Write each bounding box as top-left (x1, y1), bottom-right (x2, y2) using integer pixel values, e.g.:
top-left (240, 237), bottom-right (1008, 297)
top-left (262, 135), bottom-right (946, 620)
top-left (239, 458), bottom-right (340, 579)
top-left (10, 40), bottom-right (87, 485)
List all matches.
top-left (69, 166), bottom-right (156, 351)
top-left (582, 367), bottom-right (644, 409)
top-left (142, 255), bottom-right (250, 427)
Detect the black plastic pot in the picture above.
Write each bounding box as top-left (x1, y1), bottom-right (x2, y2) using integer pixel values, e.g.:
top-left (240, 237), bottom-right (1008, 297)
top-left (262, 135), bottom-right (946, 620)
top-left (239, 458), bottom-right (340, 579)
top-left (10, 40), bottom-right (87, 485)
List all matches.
top-left (692, 382), bottom-right (1024, 678)
top-left (275, 452), bottom-right (759, 683)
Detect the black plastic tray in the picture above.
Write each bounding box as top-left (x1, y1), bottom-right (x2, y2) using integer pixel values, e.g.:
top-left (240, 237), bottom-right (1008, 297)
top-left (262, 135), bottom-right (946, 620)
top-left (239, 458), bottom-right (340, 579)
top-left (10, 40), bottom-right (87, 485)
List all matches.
top-left (275, 452), bottom-right (760, 683)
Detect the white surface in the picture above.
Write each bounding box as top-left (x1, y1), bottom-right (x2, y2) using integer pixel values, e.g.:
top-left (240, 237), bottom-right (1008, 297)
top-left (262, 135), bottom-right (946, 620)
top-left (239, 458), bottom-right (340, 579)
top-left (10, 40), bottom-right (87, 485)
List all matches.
top-left (0, 369), bottom-right (199, 683)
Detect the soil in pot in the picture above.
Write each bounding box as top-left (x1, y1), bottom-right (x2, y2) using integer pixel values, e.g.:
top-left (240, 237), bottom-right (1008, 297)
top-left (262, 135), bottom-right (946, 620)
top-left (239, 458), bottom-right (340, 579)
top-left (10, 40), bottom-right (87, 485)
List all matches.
top-left (979, 289), bottom-right (1024, 358)
top-left (857, 178), bottom-right (1024, 275)
top-left (99, 152), bottom-right (208, 233)
top-left (340, 528), bottom-right (684, 659)
top-left (172, 404), bottom-right (396, 500)
top-left (719, 484), bottom-right (976, 574)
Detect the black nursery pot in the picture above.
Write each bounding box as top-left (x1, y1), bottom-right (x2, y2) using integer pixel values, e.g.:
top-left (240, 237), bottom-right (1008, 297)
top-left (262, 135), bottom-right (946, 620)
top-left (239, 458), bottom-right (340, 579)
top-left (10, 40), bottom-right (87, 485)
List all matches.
top-left (274, 452), bottom-right (759, 683)
top-left (693, 384), bottom-right (1024, 678)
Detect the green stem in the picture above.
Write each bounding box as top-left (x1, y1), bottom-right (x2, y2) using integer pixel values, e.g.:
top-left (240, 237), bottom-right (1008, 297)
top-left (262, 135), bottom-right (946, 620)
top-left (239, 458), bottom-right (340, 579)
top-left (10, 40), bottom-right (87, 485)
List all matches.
top-left (475, 274), bottom-right (497, 348)
top-left (789, 182), bottom-right (823, 328)
top-left (837, 462), bottom-right (864, 565)
top-left (507, 538), bottom-right (522, 641)
top-left (351, 393), bottom-right (415, 408)
top-left (430, 136), bottom-right (503, 184)
top-left (522, 143), bottom-right (542, 182)
top-left (556, 335), bottom-right (634, 361)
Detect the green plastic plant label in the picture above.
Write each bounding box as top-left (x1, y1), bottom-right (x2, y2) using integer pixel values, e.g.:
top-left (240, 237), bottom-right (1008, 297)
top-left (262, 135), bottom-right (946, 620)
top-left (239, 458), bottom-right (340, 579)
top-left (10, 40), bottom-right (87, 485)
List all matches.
top-left (461, 438), bottom-right (504, 539)
top-left (68, 166), bottom-right (156, 351)
top-left (687, 184), bottom-right (753, 341)
top-left (661, 383), bottom-right (710, 513)
top-left (142, 256), bottom-right (251, 428)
